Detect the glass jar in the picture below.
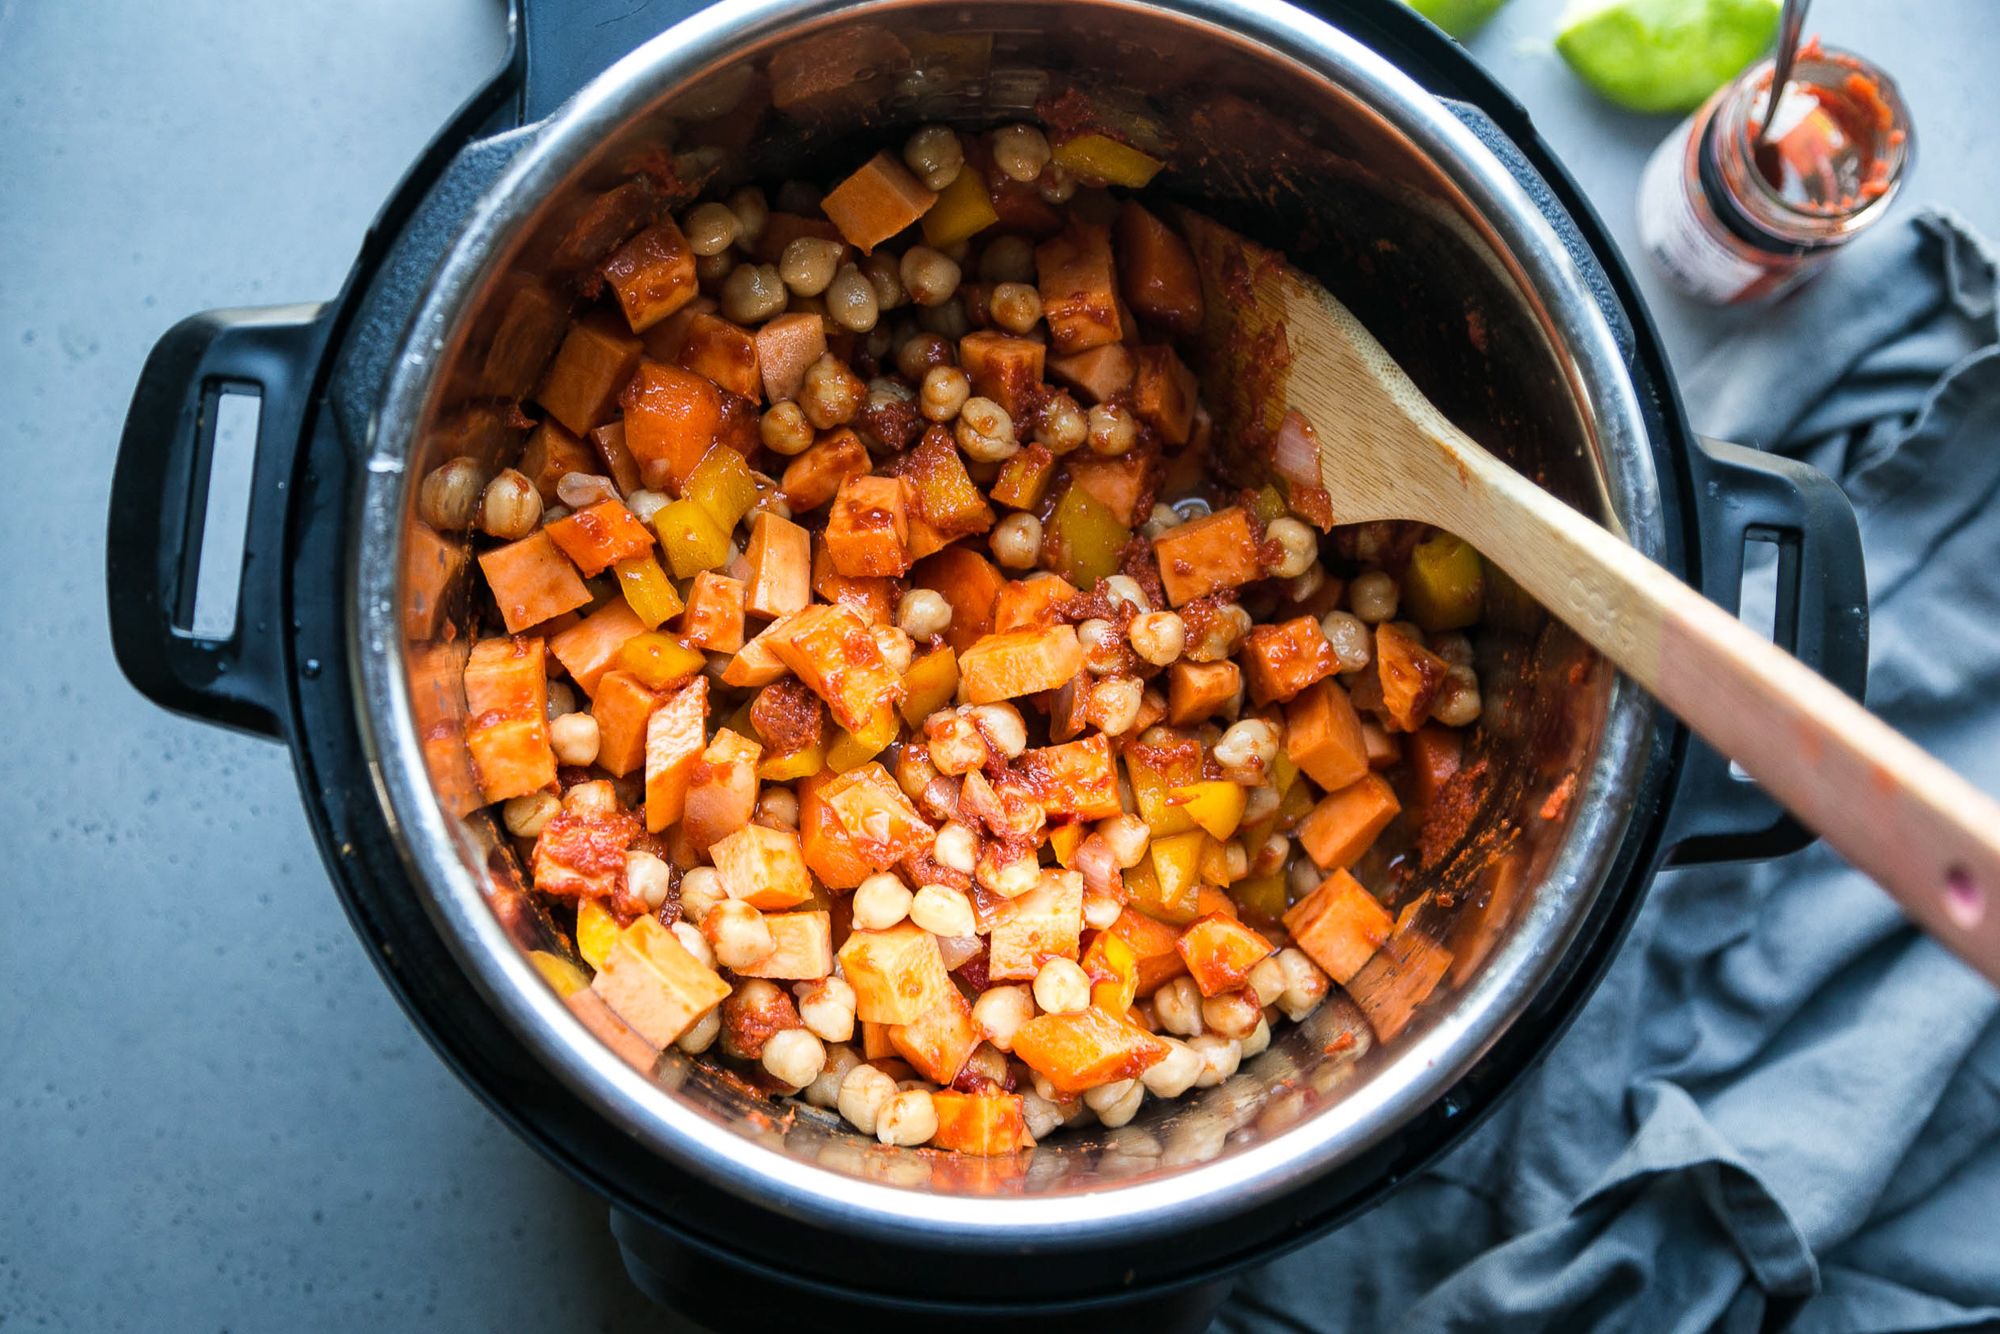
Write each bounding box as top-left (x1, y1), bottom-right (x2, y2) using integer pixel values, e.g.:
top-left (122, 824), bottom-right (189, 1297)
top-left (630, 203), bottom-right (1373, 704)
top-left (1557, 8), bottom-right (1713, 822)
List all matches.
top-left (1636, 43), bottom-right (1913, 305)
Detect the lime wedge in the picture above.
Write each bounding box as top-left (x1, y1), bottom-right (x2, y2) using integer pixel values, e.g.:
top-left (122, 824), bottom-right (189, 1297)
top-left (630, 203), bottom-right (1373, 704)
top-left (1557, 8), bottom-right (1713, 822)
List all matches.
top-left (1556, 0), bottom-right (1780, 113)
top-left (1402, 0), bottom-right (1512, 39)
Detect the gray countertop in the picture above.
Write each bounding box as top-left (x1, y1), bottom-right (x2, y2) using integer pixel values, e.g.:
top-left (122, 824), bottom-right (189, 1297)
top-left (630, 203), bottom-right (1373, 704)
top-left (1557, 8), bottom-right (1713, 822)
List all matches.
top-left (2, 1), bottom-right (1992, 1328)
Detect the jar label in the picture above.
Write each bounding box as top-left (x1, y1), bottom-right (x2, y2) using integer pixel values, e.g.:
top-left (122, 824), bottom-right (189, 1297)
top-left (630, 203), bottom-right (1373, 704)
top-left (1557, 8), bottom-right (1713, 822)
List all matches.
top-left (1637, 128), bottom-right (1766, 303)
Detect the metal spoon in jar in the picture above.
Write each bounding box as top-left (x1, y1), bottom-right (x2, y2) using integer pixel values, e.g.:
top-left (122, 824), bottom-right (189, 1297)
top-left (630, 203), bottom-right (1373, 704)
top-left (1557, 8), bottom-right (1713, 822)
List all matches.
top-left (1757, 0), bottom-right (1813, 147)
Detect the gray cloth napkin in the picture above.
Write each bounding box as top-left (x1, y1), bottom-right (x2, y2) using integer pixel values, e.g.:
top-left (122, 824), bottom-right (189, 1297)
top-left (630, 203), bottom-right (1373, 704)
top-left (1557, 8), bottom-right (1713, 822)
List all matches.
top-left (1223, 208), bottom-right (2000, 1334)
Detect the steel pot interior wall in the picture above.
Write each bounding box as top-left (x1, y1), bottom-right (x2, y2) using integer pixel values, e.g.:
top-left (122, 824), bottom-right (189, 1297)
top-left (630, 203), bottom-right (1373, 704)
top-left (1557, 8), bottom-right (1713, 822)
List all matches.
top-left (358, 0), bottom-right (1657, 1248)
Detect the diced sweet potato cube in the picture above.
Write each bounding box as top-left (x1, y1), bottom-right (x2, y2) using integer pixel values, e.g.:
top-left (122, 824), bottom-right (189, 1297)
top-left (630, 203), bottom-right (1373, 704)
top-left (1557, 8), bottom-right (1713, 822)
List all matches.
top-left (1344, 906), bottom-right (1454, 1041)
top-left (931, 1090), bottom-right (1033, 1155)
top-left (679, 570), bottom-right (747, 653)
top-left (1175, 912), bottom-right (1276, 997)
top-left (1012, 1007), bottom-right (1168, 1094)
top-left (1019, 734), bottom-right (1121, 820)
top-left (1406, 725), bottom-right (1464, 812)
top-left (824, 475), bottom-right (913, 578)
top-left (1153, 506), bottom-right (1262, 606)
top-left (779, 427), bottom-right (869, 511)
top-left (520, 420), bottom-right (597, 502)
top-left (1105, 908), bottom-right (1189, 995)
top-left (992, 574), bottom-right (1078, 632)
top-left (643, 676), bottom-right (709, 832)
top-left (621, 360), bottom-right (726, 494)
top-left (821, 762), bottom-right (934, 870)
top-left (798, 769), bottom-right (872, 890)
top-left (1373, 621), bottom-right (1450, 732)
top-left (859, 1020), bottom-right (897, 1061)
top-left (463, 637), bottom-right (554, 803)
top-left (530, 784), bottom-right (640, 899)
top-left (602, 219), bottom-right (699, 333)
top-left (1283, 869), bottom-right (1392, 985)
top-left (958, 625), bottom-right (1083, 704)
top-left (765, 603), bottom-right (905, 733)
top-left (480, 276), bottom-right (572, 399)
top-left (1035, 222), bottom-right (1123, 354)
top-left (838, 922), bottom-right (955, 1025)
top-left (987, 870), bottom-right (1084, 981)
top-left (478, 531), bottom-right (592, 634)
top-left (958, 331), bottom-right (1045, 419)
top-left (1298, 773), bottom-right (1401, 870)
top-left (537, 313), bottom-right (643, 435)
top-left (1115, 201), bottom-right (1204, 336)
top-left (719, 617), bottom-right (793, 688)
top-left (591, 915), bottom-right (732, 1049)
top-left (708, 822), bottom-right (815, 911)
top-left (562, 986), bottom-right (660, 1073)
top-left (589, 421), bottom-right (643, 496)
top-left (897, 426), bottom-right (994, 540)
top-left (913, 545), bottom-right (1005, 654)
top-left (1364, 721), bottom-right (1400, 770)
top-left (590, 669), bottom-right (664, 777)
top-left (549, 599), bottom-right (647, 695)
top-left (821, 150), bottom-right (937, 253)
top-left (734, 910), bottom-right (834, 980)
top-left (403, 522), bottom-right (466, 642)
top-left (1166, 660), bottom-right (1241, 726)
top-left (1285, 678), bottom-right (1369, 792)
top-left (1131, 345), bottom-right (1197, 445)
top-left (1066, 453), bottom-right (1150, 527)
top-left (639, 298), bottom-right (711, 364)
top-left (683, 728), bottom-right (762, 853)
top-left (889, 986), bottom-right (979, 1085)
top-left (1046, 343), bottom-right (1134, 404)
top-left (742, 511), bottom-right (811, 618)
top-left (989, 444), bottom-right (1057, 511)
top-left (545, 498), bottom-right (657, 578)
top-left (809, 541), bottom-right (895, 626)
top-left (1242, 616), bottom-right (1338, 706)
top-left (755, 312), bottom-right (827, 403)
top-left (675, 311), bottom-right (761, 400)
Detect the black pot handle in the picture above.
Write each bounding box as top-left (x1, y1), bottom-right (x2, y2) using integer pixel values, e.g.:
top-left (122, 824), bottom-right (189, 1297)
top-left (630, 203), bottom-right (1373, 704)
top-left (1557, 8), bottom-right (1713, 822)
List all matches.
top-left (1662, 436), bottom-right (1869, 863)
top-left (515, 0), bottom-right (717, 123)
top-left (107, 305), bottom-right (333, 741)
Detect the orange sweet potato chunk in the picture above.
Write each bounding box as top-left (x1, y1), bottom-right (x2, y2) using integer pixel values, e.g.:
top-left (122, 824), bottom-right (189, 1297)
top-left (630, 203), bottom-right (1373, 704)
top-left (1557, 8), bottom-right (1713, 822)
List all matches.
top-left (545, 498), bottom-right (657, 578)
top-left (720, 615), bottom-right (794, 688)
top-left (683, 728), bottom-right (762, 853)
top-left (821, 762), bottom-right (934, 870)
top-left (889, 986), bottom-right (979, 1085)
top-left (913, 545), bottom-right (1005, 654)
top-left (959, 625), bottom-right (1083, 704)
top-left (1115, 201), bottom-right (1204, 336)
top-left (589, 421), bottom-right (643, 496)
top-left (1046, 343), bottom-right (1134, 404)
top-left (1406, 725), bottom-right (1465, 812)
top-left (1373, 621), bottom-right (1450, 732)
top-left (1152, 506), bottom-right (1263, 607)
top-left (602, 219), bottom-right (699, 333)
top-left (811, 541), bottom-right (895, 626)
top-left (1012, 1007), bottom-right (1168, 1095)
top-left (1344, 912), bottom-right (1455, 1041)
top-left (1035, 222), bottom-right (1123, 354)
top-left (931, 1090), bottom-right (1033, 1155)
top-left (824, 475), bottom-right (913, 578)
top-left (1105, 907), bottom-right (1189, 995)
top-left (958, 331), bottom-right (1045, 420)
top-left (897, 427), bottom-right (994, 541)
top-left (621, 360), bottom-right (726, 494)
top-left (798, 769), bottom-right (872, 890)
top-left (1175, 912), bottom-right (1276, 997)
top-left (743, 511), bottom-right (811, 618)
top-left (549, 598), bottom-right (647, 695)
top-left (1166, 660), bottom-right (1241, 726)
top-left (1241, 615), bottom-right (1338, 707)
top-left (710, 823), bottom-right (815, 911)
top-left (821, 150), bottom-right (938, 253)
top-left (992, 574), bottom-right (1078, 633)
top-left (733, 909), bottom-right (835, 981)
top-left (1019, 734), bottom-right (1122, 820)
top-left (478, 531), bottom-right (593, 634)
top-left (779, 428), bottom-right (869, 512)
top-left (675, 311), bottom-right (762, 401)
top-left (590, 670), bottom-right (664, 777)
top-left (1283, 869), bottom-right (1392, 985)
top-left (520, 420), bottom-right (597, 502)
top-left (643, 675), bottom-right (709, 832)
top-left (989, 444), bottom-right (1057, 511)
top-left (1066, 454), bottom-right (1150, 527)
top-left (537, 313), bottom-right (643, 435)
top-left (987, 870), bottom-right (1084, 981)
top-left (755, 312), bottom-right (827, 403)
top-left (838, 923), bottom-right (955, 1025)
top-left (765, 603), bottom-right (905, 733)
top-left (464, 637), bottom-right (555, 803)
top-left (680, 570), bottom-right (747, 654)
top-left (1297, 773), bottom-right (1401, 871)
top-left (591, 916), bottom-right (731, 1049)
top-left (1285, 678), bottom-right (1369, 792)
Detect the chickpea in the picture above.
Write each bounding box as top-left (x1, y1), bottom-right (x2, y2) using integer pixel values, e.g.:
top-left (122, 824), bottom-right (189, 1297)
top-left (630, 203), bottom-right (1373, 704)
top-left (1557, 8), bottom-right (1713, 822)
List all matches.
top-left (1240, 1015), bottom-right (1273, 1059)
top-left (968, 703), bottom-right (1028, 758)
top-left (1201, 989), bottom-right (1262, 1041)
top-left (1083, 888), bottom-right (1123, 931)
top-left (475, 468), bottom-right (543, 540)
top-left (1190, 1034), bottom-right (1242, 1088)
top-left (1264, 517), bottom-right (1319, 579)
top-left (851, 872), bottom-right (913, 930)
top-left (862, 252), bottom-right (908, 309)
top-left (795, 977), bottom-right (857, 1044)
top-left (892, 589), bottom-right (951, 642)
top-left (1316, 609), bottom-right (1372, 673)
top-left (754, 785), bottom-right (799, 829)
top-left (989, 282), bottom-right (1043, 334)
top-left (1431, 631), bottom-right (1475, 669)
top-left (918, 297), bottom-right (969, 340)
top-left (932, 822), bottom-right (977, 874)
top-left (556, 471), bottom-right (618, 510)
top-left (418, 456), bottom-right (486, 531)
top-left (911, 883), bottom-right (977, 938)
top-left (542, 712), bottom-right (596, 768)
top-left (1275, 947), bottom-right (1330, 1022)
top-left (919, 364), bottom-right (971, 423)
top-left (803, 1043), bottom-right (861, 1108)
top-left (990, 123), bottom-right (1051, 183)
top-left (624, 488), bottom-right (670, 526)
top-left (682, 201), bottom-right (740, 256)
top-left (1127, 611), bottom-right (1186, 666)
top-left (1222, 839), bottom-right (1250, 882)
top-left (1019, 1088), bottom-right (1064, 1140)
top-left (1141, 1038), bottom-right (1204, 1097)
top-left (902, 124), bottom-right (965, 191)
top-left (695, 249), bottom-right (735, 287)
top-left (1215, 718), bottom-right (1280, 778)
top-left (1093, 813), bottom-right (1151, 869)
top-left (779, 236), bottom-right (842, 297)
top-left (672, 920), bottom-right (716, 970)
top-left (720, 262), bottom-right (786, 323)
top-left (798, 354), bottom-right (864, 429)
top-left (1086, 402), bottom-right (1138, 456)
top-left (726, 186), bottom-right (768, 251)
top-left (1433, 664), bottom-right (1483, 726)
top-left (1153, 976), bottom-right (1204, 1037)
top-left (977, 234), bottom-right (1036, 284)
top-left (501, 790), bottom-right (559, 839)
top-left (989, 512), bottom-right (1041, 568)
top-left (876, 1088), bottom-right (938, 1147)
top-left (1349, 570), bottom-right (1400, 623)
top-left (899, 246), bottom-right (962, 307)
top-left (823, 263), bottom-right (879, 333)
top-left (1088, 676), bottom-right (1145, 736)
top-left (986, 854), bottom-right (1041, 899)
top-left (1033, 958), bottom-right (1091, 1014)
top-left (972, 985), bottom-right (1035, 1052)
top-left (1034, 392), bottom-right (1088, 453)
top-left (1083, 1077), bottom-right (1142, 1127)
top-left (1288, 564), bottom-right (1327, 603)
top-left (675, 1007), bottom-right (721, 1054)
top-left (545, 681), bottom-right (578, 720)
top-left (1036, 163), bottom-right (1076, 205)
top-left (625, 849), bottom-right (672, 911)
top-left (1185, 602), bottom-right (1250, 663)
top-left (1251, 832), bottom-right (1289, 878)
top-left (893, 330), bottom-right (952, 381)
top-left (677, 865), bottom-right (723, 923)
top-left (837, 1063), bottom-right (897, 1135)
top-left (702, 899), bottom-right (774, 970)
top-left (926, 711), bottom-right (990, 776)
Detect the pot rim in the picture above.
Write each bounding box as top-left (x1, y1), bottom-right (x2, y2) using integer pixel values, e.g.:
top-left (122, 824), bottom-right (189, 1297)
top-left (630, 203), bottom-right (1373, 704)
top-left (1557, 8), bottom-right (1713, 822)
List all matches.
top-left (352, 0), bottom-right (1660, 1248)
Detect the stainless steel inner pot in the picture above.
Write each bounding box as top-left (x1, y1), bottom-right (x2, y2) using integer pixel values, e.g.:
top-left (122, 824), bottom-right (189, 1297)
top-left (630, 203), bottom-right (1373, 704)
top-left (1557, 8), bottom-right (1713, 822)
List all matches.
top-left (353, 0), bottom-right (1659, 1249)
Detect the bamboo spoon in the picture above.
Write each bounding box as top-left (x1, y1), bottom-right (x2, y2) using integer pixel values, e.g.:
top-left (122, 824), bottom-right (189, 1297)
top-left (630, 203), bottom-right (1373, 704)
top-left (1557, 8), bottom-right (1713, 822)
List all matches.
top-left (1179, 211), bottom-right (2000, 987)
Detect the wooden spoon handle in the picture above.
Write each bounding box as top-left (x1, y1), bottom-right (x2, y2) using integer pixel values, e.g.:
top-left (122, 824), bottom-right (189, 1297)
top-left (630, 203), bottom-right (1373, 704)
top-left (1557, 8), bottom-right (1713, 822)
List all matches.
top-left (1441, 431), bottom-right (2000, 985)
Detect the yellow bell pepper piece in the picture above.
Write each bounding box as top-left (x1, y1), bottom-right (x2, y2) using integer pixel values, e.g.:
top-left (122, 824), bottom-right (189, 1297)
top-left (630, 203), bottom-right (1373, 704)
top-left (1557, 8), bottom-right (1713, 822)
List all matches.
top-left (1047, 821), bottom-right (1086, 868)
top-left (617, 631), bottom-right (706, 691)
top-left (921, 165), bottom-right (999, 248)
top-left (1048, 484), bottom-right (1130, 587)
top-left (1249, 484), bottom-right (1288, 526)
top-left (1125, 843), bottom-right (1200, 925)
top-left (1129, 753), bottom-right (1197, 838)
top-left (826, 702), bottom-right (899, 772)
top-left (1150, 830), bottom-right (1205, 903)
top-left (576, 898), bottom-right (620, 973)
top-left (1170, 780), bottom-right (1247, 841)
top-left (612, 554), bottom-right (685, 630)
top-left (653, 497), bottom-right (731, 578)
top-left (1404, 533), bottom-right (1486, 631)
top-left (1228, 871), bottom-right (1288, 926)
top-left (1197, 832), bottom-right (1234, 885)
top-left (1083, 929), bottom-right (1140, 1014)
top-left (899, 646), bottom-right (960, 726)
top-left (756, 740), bottom-right (826, 782)
top-left (686, 446), bottom-right (760, 533)
top-left (528, 949), bottom-right (589, 998)
top-left (1050, 133), bottom-right (1164, 188)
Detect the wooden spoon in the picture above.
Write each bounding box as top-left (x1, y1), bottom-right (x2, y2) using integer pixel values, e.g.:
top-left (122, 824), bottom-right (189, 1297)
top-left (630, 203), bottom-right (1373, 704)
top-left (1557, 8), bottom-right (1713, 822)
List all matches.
top-left (1179, 210), bottom-right (2000, 986)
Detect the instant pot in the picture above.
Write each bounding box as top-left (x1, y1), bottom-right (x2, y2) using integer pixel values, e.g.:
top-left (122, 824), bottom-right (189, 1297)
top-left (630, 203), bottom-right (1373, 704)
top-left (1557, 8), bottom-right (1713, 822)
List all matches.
top-left (107, 0), bottom-right (1868, 1328)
